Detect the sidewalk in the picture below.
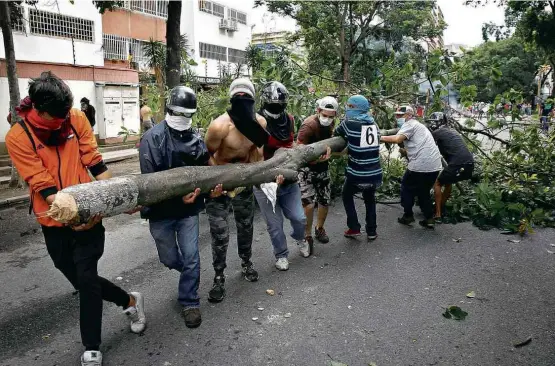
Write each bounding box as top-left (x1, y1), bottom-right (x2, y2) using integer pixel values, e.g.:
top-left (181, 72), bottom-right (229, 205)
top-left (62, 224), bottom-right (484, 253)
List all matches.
top-left (0, 148), bottom-right (138, 209)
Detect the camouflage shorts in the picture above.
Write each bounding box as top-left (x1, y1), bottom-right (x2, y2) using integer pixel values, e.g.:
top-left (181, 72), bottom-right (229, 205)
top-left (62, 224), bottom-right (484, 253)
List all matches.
top-left (298, 168), bottom-right (331, 206)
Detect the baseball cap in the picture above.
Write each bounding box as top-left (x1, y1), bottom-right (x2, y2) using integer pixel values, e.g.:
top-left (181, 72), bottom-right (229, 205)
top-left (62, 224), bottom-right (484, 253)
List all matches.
top-left (394, 105), bottom-right (414, 115)
top-left (318, 96), bottom-right (339, 112)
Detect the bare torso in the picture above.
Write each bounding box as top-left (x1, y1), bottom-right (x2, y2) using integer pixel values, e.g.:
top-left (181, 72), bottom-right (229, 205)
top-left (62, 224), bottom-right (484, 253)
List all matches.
top-left (206, 113), bottom-right (267, 165)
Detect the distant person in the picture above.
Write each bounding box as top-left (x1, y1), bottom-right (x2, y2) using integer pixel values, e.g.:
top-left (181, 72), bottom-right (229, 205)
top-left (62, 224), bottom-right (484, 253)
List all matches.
top-left (426, 112), bottom-right (474, 221)
top-left (540, 99), bottom-right (553, 131)
top-left (6, 72), bottom-right (145, 366)
top-left (140, 105), bottom-right (155, 134)
top-left (380, 105), bottom-right (442, 229)
top-left (334, 95), bottom-right (382, 240)
top-left (80, 97), bottom-right (96, 128)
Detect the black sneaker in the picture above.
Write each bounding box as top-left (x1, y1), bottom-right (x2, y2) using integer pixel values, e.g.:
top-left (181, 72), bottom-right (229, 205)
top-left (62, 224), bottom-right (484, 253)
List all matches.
top-left (367, 233), bottom-right (378, 241)
top-left (305, 236), bottom-right (314, 255)
top-left (397, 214), bottom-right (415, 226)
top-left (314, 227), bottom-right (329, 244)
top-left (182, 307), bottom-right (202, 328)
top-left (207, 275), bottom-right (226, 303)
top-left (241, 262), bottom-right (259, 282)
top-left (419, 219), bottom-right (435, 229)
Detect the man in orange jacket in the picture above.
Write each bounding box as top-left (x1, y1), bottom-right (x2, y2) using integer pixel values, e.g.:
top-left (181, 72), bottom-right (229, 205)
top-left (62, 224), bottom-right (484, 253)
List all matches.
top-left (6, 72), bottom-right (146, 366)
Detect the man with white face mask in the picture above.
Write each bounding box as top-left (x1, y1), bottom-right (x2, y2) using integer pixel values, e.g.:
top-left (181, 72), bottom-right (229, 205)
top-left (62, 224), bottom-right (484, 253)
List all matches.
top-left (297, 96), bottom-right (336, 247)
top-left (139, 86), bottom-right (223, 329)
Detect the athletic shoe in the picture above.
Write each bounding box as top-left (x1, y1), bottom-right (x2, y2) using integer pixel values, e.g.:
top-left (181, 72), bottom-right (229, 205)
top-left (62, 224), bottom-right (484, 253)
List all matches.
top-left (81, 351), bottom-right (102, 366)
top-left (182, 307), bottom-right (202, 328)
top-left (123, 292), bottom-right (146, 334)
top-left (419, 219), bottom-right (435, 229)
top-left (297, 239), bottom-right (310, 257)
top-left (397, 214), bottom-right (415, 225)
top-left (344, 229), bottom-right (361, 238)
top-left (305, 236), bottom-right (314, 256)
top-left (367, 233), bottom-right (378, 240)
top-left (241, 261), bottom-right (259, 282)
top-left (207, 275), bottom-right (226, 303)
top-left (314, 227), bottom-right (329, 243)
top-left (275, 257), bottom-right (289, 271)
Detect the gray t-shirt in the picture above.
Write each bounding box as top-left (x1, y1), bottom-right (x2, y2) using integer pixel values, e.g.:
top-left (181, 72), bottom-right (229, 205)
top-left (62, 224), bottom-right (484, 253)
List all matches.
top-left (398, 119), bottom-right (442, 172)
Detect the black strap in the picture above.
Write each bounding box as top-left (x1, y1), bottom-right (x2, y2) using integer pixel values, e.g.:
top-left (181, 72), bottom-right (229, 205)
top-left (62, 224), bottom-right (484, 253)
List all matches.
top-left (18, 119), bottom-right (37, 153)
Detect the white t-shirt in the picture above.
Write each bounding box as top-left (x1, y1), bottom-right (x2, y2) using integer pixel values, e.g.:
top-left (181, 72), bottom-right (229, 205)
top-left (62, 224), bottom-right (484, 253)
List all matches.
top-left (398, 119), bottom-right (442, 172)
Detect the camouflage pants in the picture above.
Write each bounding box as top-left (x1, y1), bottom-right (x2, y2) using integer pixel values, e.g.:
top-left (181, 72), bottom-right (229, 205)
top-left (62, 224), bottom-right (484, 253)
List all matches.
top-left (298, 168), bottom-right (331, 207)
top-left (206, 187), bottom-right (254, 274)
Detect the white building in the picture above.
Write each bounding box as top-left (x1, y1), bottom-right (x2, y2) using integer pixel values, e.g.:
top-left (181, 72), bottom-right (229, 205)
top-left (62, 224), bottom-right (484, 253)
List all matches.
top-left (1, 0), bottom-right (255, 154)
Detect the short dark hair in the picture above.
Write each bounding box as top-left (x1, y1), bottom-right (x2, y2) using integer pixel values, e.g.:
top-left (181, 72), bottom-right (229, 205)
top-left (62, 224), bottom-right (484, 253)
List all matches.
top-left (80, 97), bottom-right (90, 104)
top-left (28, 71), bottom-right (73, 118)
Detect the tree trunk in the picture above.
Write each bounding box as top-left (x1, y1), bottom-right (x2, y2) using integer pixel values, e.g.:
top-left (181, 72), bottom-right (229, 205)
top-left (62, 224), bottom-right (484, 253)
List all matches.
top-left (165, 0), bottom-right (182, 90)
top-left (53, 131), bottom-right (398, 224)
top-left (0, 2), bottom-right (24, 188)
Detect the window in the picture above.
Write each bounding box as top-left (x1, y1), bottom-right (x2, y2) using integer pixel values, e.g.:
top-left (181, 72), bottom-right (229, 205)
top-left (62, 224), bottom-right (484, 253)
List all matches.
top-left (128, 0), bottom-right (168, 18)
top-left (29, 8), bottom-right (94, 42)
top-left (103, 34), bottom-right (148, 64)
top-left (199, 42), bottom-right (227, 61)
top-left (199, 0), bottom-right (224, 17)
top-left (11, 4), bottom-right (26, 33)
top-left (228, 48), bottom-right (246, 64)
top-left (228, 8), bottom-right (247, 25)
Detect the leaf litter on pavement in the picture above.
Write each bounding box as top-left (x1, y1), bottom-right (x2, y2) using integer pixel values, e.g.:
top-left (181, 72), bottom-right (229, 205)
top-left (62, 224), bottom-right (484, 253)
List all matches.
top-left (442, 305), bottom-right (468, 320)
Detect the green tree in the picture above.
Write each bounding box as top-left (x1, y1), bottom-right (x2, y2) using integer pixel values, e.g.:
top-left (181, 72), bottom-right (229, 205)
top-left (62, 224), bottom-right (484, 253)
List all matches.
top-left (453, 37), bottom-right (541, 101)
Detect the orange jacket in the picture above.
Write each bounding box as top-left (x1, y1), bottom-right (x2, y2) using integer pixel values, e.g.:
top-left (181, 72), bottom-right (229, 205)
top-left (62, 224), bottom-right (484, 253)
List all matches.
top-left (6, 108), bottom-right (106, 227)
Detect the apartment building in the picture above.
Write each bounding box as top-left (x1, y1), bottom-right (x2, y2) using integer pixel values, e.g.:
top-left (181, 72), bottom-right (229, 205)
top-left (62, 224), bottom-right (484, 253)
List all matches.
top-left (1, 0), bottom-right (254, 153)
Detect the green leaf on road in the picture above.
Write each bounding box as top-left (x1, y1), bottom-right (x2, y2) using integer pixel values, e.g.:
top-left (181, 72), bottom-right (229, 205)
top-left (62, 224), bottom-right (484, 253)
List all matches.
top-left (330, 361), bottom-right (348, 366)
top-left (442, 306), bottom-right (468, 320)
top-left (466, 291), bottom-right (476, 298)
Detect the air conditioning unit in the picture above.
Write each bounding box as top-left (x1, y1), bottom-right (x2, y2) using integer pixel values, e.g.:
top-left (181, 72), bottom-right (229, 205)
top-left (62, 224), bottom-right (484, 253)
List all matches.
top-left (227, 20), bottom-right (238, 32)
top-left (219, 18), bottom-right (229, 30)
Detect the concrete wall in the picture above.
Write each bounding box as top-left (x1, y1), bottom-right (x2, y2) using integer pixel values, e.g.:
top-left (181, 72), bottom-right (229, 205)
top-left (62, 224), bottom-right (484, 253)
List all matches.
top-left (0, 0), bottom-right (104, 67)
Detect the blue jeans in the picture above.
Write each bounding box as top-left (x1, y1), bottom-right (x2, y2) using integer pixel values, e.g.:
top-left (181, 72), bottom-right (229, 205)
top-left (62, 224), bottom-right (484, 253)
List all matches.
top-left (342, 180), bottom-right (377, 235)
top-left (254, 183), bottom-right (306, 259)
top-left (149, 216), bottom-right (200, 308)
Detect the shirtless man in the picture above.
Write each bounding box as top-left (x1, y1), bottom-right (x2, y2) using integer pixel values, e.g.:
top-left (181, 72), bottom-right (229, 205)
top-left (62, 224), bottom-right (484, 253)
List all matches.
top-left (204, 78), bottom-right (268, 303)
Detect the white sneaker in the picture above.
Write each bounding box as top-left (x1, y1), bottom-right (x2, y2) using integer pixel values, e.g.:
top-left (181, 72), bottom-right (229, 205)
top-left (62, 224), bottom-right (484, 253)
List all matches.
top-left (275, 257), bottom-right (289, 271)
top-left (297, 239), bottom-right (310, 258)
top-left (123, 292), bottom-right (146, 334)
top-left (81, 350), bottom-right (102, 366)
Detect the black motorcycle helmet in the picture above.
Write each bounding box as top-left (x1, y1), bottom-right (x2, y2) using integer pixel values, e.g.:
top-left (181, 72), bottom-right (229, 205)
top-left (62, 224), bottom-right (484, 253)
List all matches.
top-left (427, 111), bottom-right (447, 131)
top-left (261, 81), bottom-right (288, 116)
top-left (167, 86), bottom-right (197, 117)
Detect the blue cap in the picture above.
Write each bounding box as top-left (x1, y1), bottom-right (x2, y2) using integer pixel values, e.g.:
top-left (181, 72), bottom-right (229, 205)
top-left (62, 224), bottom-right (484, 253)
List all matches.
top-left (346, 95), bottom-right (369, 111)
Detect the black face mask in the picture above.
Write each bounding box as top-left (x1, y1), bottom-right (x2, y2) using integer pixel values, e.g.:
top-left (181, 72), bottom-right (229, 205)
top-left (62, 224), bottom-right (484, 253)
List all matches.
top-left (264, 103), bottom-right (287, 116)
top-left (227, 95), bottom-right (269, 147)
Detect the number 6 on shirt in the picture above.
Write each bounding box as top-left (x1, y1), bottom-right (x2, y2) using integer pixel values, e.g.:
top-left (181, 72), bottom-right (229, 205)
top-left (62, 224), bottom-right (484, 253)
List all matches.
top-left (360, 125), bottom-right (378, 147)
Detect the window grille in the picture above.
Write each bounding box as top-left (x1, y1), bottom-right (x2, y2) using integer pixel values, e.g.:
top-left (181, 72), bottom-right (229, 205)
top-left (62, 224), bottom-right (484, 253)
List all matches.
top-left (213, 3), bottom-right (224, 17)
top-left (103, 34), bottom-right (148, 64)
top-left (127, 0), bottom-right (168, 18)
top-left (199, 0), bottom-right (224, 17)
top-left (199, 42), bottom-right (227, 61)
top-left (228, 48), bottom-right (246, 63)
top-left (29, 8), bottom-right (94, 42)
top-left (11, 4), bottom-right (26, 33)
top-left (228, 8), bottom-right (247, 25)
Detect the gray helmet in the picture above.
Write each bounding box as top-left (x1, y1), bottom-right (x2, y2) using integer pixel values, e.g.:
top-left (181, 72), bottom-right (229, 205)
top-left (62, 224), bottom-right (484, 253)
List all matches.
top-left (167, 86), bottom-right (197, 116)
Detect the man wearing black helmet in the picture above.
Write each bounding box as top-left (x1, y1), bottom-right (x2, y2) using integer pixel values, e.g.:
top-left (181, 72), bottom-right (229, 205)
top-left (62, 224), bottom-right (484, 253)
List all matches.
top-left (254, 81), bottom-right (309, 271)
top-left (204, 78), bottom-right (269, 303)
top-left (139, 86), bottom-right (223, 328)
top-left (426, 112), bottom-right (474, 221)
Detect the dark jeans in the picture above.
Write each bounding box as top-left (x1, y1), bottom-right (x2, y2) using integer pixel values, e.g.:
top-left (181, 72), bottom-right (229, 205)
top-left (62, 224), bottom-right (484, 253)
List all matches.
top-left (342, 179), bottom-right (377, 235)
top-left (42, 224), bottom-right (130, 351)
top-left (401, 170), bottom-right (440, 219)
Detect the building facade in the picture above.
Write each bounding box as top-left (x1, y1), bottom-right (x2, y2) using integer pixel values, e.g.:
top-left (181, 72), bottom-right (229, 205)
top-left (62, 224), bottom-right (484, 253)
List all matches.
top-left (1, 0), bottom-right (254, 153)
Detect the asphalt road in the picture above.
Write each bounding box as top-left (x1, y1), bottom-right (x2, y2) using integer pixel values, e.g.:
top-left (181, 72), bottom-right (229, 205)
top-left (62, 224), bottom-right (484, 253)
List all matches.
top-left (1, 199), bottom-right (554, 366)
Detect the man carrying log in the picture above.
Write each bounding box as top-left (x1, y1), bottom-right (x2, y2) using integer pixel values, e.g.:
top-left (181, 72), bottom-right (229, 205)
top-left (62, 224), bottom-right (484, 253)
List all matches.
top-left (139, 86), bottom-right (223, 328)
top-left (254, 81), bottom-right (309, 271)
top-left (5, 72), bottom-right (146, 366)
top-left (204, 78), bottom-right (269, 303)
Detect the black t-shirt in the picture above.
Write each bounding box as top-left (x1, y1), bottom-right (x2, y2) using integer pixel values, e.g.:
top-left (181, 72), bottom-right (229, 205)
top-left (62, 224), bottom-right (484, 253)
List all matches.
top-left (432, 127), bottom-right (474, 166)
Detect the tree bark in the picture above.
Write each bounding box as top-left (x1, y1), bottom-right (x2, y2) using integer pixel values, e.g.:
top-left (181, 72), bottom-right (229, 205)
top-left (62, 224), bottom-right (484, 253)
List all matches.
top-left (55, 131), bottom-right (398, 223)
top-left (0, 2), bottom-right (24, 188)
top-left (165, 0), bottom-right (182, 90)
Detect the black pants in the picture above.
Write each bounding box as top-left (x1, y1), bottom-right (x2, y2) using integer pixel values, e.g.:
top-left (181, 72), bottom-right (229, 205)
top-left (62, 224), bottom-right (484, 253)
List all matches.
top-left (401, 170), bottom-right (440, 220)
top-left (342, 179), bottom-right (377, 235)
top-left (42, 224), bottom-right (129, 351)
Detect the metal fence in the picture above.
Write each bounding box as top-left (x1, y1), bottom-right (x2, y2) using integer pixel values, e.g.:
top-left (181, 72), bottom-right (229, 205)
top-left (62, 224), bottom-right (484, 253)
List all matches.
top-left (103, 34), bottom-right (148, 65)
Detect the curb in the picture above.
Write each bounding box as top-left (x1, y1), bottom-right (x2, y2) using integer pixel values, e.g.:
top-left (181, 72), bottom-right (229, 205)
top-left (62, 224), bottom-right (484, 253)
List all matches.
top-left (0, 194), bottom-right (30, 210)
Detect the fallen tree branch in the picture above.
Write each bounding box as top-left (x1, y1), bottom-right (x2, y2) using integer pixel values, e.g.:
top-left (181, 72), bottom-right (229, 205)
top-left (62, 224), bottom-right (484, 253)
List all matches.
top-left (53, 130), bottom-right (398, 224)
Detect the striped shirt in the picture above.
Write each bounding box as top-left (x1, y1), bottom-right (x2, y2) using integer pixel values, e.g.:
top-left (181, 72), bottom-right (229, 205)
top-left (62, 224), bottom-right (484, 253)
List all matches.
top-left (334, 117), bottom-right (383, 185)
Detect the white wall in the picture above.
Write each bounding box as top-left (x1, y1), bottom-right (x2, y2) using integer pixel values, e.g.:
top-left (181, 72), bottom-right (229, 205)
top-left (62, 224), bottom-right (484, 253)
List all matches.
top-left (1, 77), bottom-right (99, 144)
top-left (0, 0), bottom-right (104, 67)
top-left (183, 0), bottom-right (253, 78)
